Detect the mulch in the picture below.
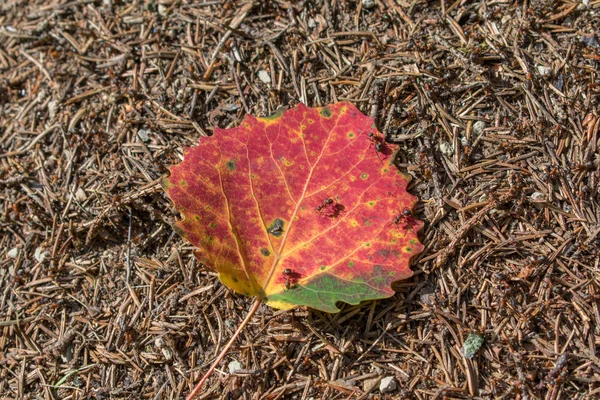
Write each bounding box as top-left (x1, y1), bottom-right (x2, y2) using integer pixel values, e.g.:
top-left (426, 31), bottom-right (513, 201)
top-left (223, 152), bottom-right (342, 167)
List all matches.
top-left (1, 0), bottom-right (599, 399)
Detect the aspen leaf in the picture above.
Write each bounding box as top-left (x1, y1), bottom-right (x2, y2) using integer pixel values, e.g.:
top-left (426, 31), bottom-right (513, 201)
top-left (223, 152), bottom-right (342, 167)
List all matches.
top-left (164, 102), bottom-right (423, 312)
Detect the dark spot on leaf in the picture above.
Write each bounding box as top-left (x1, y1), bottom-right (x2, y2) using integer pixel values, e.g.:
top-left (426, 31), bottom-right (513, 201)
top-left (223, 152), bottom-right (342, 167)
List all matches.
top-left (232, 277), bottom-right (239, 283)
top-left (226, 160), bottom-right (236, 170)
top-left (361, 173), bottom-right (368, 179)
top-left (209, 222), bottom-right (217, 229)
top-left (180, 180), bottom-right (187, 186)
top-left (320, 265), bottom-right (326, 271)
top-left (348, 132), bottom-right (355, 138)
top-left (260, 248), bottom-right (270, 256)
top-left (378, 249), bottom-right (393, 258)
top-left (267, 218), bottom-right (285, 237)
top-left (320, 107), bottom-right (332, 118)
top-left (348, 261), bottom-right (354, 268)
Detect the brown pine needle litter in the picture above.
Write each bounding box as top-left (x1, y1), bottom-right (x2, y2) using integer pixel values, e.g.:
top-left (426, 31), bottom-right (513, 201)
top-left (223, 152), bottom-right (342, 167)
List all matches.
top-left (1, 1), bottom-right (599, 399)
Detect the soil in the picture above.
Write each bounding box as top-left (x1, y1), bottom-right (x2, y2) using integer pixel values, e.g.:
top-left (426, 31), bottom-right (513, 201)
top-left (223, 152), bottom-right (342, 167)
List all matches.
top-left (1, 1), bottom-right (600, 399)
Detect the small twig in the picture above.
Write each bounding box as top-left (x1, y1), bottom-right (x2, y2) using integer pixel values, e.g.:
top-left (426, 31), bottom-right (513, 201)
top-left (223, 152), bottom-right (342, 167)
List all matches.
top-left (435, 194), bottom-right (509, 268)
top-left (186, 297), bottom-right (262, 400)
top-left (19, 49), bottom-right (52, 82)
top-left (232, 61), bottom-right (249, 114)
top-left (0, 316), bottom-right (36, 326)
top-left (126, 206), bottom-right (133, 284)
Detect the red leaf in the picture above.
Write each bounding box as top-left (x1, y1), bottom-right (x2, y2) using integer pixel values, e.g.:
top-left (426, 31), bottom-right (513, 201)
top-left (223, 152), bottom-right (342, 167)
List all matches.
top-left (164, 102), bottom-right (423, 312)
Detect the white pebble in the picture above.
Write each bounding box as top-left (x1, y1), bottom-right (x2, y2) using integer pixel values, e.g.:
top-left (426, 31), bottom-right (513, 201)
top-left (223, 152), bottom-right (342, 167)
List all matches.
top-left (34, 247), bottom-right (48, 262)
top-left (137, 129), bottom-right (150, 142)
top-left (75, 188), bottom-right (87, 202)
top-left (439, 141), bottom-right (453, 157)
top-left (7, 248), bottom-right (19, 259)
top-left (228, 360), bottom-right (242, 374)
top-left (158, 4), bottom-right (168, 16)
top-left (380, 376), bottom-right (397, 393)
top-left (257, 70), bottom-right (271, 84)
top-left (48, 100), bottom-right (58, 120)
top-left (530, 192), bottom-right (545, 201)
top-left (362, 0), bottom-right (376, 9)
top-left (537, 65), bottom-right (552, 76)
top-left (473, 121), bottom-right (486, 135)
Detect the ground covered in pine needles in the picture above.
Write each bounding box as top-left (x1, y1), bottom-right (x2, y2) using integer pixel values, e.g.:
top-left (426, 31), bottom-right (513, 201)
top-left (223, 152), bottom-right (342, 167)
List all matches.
top-left (1, 1), bottom-right (600, 399)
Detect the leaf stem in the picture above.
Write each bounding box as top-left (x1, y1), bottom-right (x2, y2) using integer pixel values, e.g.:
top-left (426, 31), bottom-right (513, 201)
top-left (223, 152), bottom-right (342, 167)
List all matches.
top-left (186, 297), bottom-right (262, 400)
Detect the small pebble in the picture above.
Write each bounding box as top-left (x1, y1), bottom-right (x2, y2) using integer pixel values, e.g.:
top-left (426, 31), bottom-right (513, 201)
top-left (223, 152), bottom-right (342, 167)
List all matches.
top-left (380, 376), bottom-right (397, 393)
top-left (420, 291), bottom-right (435, 305)
top-left (232, 48), bottom-right (243, 62)
top-left (7, 248), bottom-right (19, 259)
top-left (473, 120), bottom-right (486, 135)
top-left (439, 141), bottom-right (453, 157)
top-left (537, 65), bottom-right (552, 76)
top-left (222, 103), bottom-right (241, 112)
top-left (137, 129), bottom-right (150, 142)
top-left (48, 100), bottom-right (58, 120)
top-left (34, 247), bottom-right (48, 263)
top-left (75, 188), bottom-right (87, 202)
top-left (228, 360), bottom-right (242, 374)
top-left (257, 70), bottom-right (271, 84)
top-left (530, 192), bottom-right (545, 201)
top-left (362, 0), bottom-right (376, 9)
top-left (158, 4), bottom-right (168, 16)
